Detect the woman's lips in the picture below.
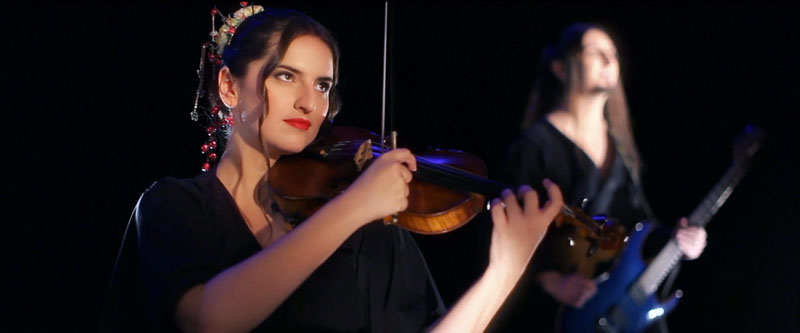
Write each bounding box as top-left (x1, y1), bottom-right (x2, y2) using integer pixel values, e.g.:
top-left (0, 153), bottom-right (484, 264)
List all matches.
top-left (284, 118), bottom-right (311, 131)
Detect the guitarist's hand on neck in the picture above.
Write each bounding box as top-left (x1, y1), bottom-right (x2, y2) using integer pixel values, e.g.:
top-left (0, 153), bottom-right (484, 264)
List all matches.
top-left (675, 217), bottom-right (708, 260)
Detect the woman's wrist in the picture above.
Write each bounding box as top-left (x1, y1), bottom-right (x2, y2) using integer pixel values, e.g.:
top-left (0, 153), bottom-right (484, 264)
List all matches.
top-left (322, 189), bottom-right (373, 231)
top-left (483, 262), bottom-right (525, 296)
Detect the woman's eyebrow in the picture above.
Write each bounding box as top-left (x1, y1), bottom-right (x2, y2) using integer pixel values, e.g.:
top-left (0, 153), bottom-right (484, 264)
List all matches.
top-left (276, 64), bottom-right (333, 81)
top-left (276, 64), bottom-right (302, 74)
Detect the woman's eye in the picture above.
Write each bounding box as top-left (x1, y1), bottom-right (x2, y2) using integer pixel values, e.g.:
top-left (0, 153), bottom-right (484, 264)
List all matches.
top-left (316, 82), bottom-right (331, 93)
top-left (275, 72), bottom-right (293, 82)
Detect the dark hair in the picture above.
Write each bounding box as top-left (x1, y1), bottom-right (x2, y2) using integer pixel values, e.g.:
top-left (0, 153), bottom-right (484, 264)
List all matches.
top-left (521, 22), bottom-right (643, 183)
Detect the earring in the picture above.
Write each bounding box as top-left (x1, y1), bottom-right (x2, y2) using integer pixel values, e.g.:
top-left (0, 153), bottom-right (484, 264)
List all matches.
top-left (238, 107), bottom-right (246, 124)
top-left (199, 105), bottom-right (236, 172)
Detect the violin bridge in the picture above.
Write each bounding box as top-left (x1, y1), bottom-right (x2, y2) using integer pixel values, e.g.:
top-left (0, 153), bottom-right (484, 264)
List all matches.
top-left (354, 139), bottom-right (374, 171)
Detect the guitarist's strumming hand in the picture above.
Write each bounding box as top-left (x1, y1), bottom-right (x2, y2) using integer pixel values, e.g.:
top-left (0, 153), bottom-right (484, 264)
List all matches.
top-left (675, 217), bottom-right (708, 260)
top-left (538, 271), bottom-right (597, 308)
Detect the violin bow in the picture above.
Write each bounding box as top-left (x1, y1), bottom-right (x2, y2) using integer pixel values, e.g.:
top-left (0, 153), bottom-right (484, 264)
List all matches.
top-left (379, 2), bottom-right (401, 224)
top-left (380, 2), bottom-right (389, 145)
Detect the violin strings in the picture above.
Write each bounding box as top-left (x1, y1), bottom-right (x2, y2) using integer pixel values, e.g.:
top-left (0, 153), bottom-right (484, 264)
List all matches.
top-left (363, 145), bottom-right (499, 189)
top-left (560, 205), bottom-right (604, 234)
top-left (326, 141), bottom-right (510, 197)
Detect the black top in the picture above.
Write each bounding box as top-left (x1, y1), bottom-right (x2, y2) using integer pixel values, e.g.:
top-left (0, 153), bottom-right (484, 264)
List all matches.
top-left (130, 170), bottom-right (444, 332)
top-left (487, 120), bottom-right (665, 332)
top-left (504, 120), bottom-right (653, 229)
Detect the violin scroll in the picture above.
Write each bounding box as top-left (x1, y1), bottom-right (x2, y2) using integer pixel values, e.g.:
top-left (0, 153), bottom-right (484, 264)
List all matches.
top-left (555, 205), bottom-right (628, 254)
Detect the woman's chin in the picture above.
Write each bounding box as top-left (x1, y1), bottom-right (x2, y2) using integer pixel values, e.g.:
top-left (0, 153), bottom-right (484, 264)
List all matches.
top-left (268, 142), bottom-right (307, 157)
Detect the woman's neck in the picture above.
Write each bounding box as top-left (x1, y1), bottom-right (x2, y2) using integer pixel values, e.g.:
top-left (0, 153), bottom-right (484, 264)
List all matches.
top-left (215, 134), bottom-right (289, 247)
top-left (215, 134), bottom-right (278, 203)
top-left (551, 92), bottom-right (608, 136)
top-left (548, 92), bottom-right (611, 170)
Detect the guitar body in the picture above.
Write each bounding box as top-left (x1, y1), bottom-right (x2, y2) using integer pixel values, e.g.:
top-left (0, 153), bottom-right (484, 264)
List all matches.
top-left (561, 221), bottom-right (679, 333)
top-left (561, 125), bottom-right (762, 332)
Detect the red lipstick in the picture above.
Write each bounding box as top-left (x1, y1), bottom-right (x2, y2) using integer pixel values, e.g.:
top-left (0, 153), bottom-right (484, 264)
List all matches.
top-left (284, 118), bottom-right (311, 131)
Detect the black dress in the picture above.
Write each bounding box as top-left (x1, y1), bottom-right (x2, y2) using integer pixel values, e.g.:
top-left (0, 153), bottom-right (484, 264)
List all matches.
top-left (488, 120), bottom-right (669, 332)
top-left (106, 170), bottom-right (444, 332)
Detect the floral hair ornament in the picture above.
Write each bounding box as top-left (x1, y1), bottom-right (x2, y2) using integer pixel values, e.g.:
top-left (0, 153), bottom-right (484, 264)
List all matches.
top-left (190, 2), bottom-right (264, 172)
top-left (215, 3), bottom-right (265, 56)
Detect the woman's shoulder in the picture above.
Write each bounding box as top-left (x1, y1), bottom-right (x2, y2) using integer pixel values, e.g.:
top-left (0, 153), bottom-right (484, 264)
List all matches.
top-left (503, 119), bottom-right (580, 188)
top-left (141, 174), bottom-right (206, 205)
top-left (523, 119), bottom-right (564, 145)
top-left (506, 120), bottom-right (559, 153)
top-left (136, 172), bottom-right (221, 225)
top-left (507, 121), bottom-right (565, 162)
top-left (147, 172), bottom-right (213, 194)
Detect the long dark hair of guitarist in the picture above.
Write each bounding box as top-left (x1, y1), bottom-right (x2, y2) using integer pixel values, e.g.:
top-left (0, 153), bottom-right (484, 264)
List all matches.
top-left (496, 23), bottom-right (707, 332)
top-left (103, 5), bottom-right (565, 332)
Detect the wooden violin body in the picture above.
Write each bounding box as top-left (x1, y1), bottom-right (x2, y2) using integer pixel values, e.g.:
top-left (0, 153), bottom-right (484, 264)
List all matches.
top-left (268, 126), bottom-right (487, 234)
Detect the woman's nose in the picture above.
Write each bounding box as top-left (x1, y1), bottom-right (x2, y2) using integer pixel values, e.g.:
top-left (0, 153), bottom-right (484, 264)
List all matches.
top-left (293, 85), bottom-right (317, 114)
top-left (601, 52), bottom-right (617, 66)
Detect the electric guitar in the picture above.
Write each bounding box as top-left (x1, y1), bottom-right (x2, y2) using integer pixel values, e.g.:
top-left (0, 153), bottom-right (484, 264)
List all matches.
top-left (561, 125), bottom-right (764, 333)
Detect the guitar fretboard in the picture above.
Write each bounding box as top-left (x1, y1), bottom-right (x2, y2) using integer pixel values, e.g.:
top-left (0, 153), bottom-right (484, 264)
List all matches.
top-left (631, 158), bottom-right (750, 299)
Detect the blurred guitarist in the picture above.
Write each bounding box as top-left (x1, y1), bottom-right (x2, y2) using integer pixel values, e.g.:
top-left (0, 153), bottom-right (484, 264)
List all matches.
top-left (493, 23), bottom-right (707, 332)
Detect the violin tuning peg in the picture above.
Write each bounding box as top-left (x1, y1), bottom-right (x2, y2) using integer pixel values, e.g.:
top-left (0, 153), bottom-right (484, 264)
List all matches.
top-left (383, 215), bottom-right (398, 225)
top-left (580, 198), bottom-right (590, 209)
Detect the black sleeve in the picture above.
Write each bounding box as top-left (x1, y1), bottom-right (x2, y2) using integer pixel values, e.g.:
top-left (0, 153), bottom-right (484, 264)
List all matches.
top-left (135, 178), bottom-right (223, 331)
top-left (380, 227), bottom-right (446, 332)
top-left (409, 231), bottom-right (446, 329)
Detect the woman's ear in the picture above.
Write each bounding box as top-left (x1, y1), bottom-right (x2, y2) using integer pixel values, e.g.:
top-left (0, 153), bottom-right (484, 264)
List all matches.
top-left (551, 60), bottom-right (567, 82)
top-left (217, 67), bottom-right (239, 109)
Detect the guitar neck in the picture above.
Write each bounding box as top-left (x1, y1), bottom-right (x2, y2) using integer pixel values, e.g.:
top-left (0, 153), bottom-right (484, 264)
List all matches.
top-left (632, 159), bottom-right (750, 299)
top-left (687, 161), bottom-right (748, 227)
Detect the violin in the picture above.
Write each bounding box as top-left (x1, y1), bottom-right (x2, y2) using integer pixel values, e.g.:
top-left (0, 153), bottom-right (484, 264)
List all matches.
top-left (269, 3), bottom-right (625, 252)
top-left (268, 125), bottom-right (627, 252)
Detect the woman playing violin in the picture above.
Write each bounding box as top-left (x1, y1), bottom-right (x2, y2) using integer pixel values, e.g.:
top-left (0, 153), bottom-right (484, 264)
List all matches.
top-left (131, 6), bottom-right (563, 332)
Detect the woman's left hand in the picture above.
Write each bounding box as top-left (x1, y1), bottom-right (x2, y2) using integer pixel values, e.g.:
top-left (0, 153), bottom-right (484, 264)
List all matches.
top-left (488, 179), bottom-right (563, 279)
top-left (429, 180), bottom-right (563, 333)
top-left (675, 217), bottom-right (707, 260)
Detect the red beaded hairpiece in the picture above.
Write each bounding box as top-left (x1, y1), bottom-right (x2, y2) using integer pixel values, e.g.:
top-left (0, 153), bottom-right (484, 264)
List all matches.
top-left (190, 3), bottom-right (264, 172)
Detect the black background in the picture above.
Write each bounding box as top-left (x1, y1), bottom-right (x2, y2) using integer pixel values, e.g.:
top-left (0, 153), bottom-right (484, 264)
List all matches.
top-left (6, 3), bottom-right (798, 331)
